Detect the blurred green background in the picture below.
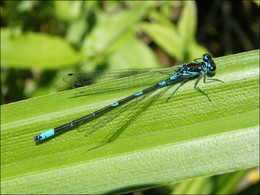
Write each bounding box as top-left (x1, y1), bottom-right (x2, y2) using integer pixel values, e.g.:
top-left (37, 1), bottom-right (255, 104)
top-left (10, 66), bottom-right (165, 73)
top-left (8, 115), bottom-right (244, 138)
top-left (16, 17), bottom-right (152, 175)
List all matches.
top-left (1, 1), bottom-right (259, 194)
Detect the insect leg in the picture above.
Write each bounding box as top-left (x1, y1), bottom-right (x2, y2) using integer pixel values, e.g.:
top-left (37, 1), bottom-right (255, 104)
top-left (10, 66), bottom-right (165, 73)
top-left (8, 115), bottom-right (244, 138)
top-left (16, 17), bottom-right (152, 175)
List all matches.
top-left (194, 72), bottom-right (211, 101)
top-left (166, 79), bottom-right (189, 102)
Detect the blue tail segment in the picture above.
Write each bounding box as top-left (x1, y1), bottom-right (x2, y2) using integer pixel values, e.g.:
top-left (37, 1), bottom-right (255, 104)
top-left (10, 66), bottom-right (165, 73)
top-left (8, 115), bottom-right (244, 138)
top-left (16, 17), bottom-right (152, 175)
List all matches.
top-left (159, 81), bottom-right (166, 86)
top-left (135, 91), bottom-right (143, 96)
top-left (111, 102), bottom-right (119, 107)
top-left (34, 129), bottom-right (55, 142)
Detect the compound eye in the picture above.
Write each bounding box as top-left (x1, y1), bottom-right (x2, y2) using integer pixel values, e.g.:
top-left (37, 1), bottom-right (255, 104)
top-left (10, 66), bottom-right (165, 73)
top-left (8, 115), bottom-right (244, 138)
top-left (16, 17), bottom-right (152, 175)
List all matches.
top-left (203, 54), bottom-right (211, 62)
top-left (209, 66), bottom-right (216, 72)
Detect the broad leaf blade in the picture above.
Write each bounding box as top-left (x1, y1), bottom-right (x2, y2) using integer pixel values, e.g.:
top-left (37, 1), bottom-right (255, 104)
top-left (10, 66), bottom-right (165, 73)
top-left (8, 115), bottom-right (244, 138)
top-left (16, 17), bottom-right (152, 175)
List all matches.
top-left (1, 50), bottom-right (259, 194)
top-left (1, 28), bottom-right (85, 69)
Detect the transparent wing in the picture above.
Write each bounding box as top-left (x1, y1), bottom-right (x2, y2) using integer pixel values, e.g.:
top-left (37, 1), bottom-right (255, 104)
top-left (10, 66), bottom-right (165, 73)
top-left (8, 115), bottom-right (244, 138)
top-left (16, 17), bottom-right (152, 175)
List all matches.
top-left (82, 84), bottom-right (171, 139)
top-left (63, 67), bottom-right (178, 89)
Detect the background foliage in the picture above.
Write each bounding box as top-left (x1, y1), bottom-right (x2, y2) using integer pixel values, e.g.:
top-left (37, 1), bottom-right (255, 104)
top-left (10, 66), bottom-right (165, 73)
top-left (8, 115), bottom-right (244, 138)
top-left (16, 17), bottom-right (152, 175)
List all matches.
top-left (1, 1), bottom-right (259, 194)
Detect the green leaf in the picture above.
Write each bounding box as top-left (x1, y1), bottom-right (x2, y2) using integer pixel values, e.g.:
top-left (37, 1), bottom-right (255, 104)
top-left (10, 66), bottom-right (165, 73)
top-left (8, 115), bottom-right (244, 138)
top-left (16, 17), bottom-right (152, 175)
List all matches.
top-left (252, 0), bottom-right (260, 7)
top-left (1, 50), bottom-right (259, 194)
top-left (66, 15), bottom-right (88, 46)
top-left (140, 2), bottom-right (208, 62)
top-left (82, 6), bottom-right (147, 58)
top-left (1, 28), bottom-right (85, 69)
top-left (172, 177), bottom-right (213, 194)
top-left (140, 22), bottom-right (184, 61)
top-left (177, 1), bottom-right (209, 60)
top-left (214, 169), bottom-right (249, 194)
top-left (53, 1), bottom-right (83, 21)
top-left (16, 1), bottom-right (37, 12)
top-left (177, 1), bottom-right (197, 41)
top-left (107, 32), bottom-right (161, 69)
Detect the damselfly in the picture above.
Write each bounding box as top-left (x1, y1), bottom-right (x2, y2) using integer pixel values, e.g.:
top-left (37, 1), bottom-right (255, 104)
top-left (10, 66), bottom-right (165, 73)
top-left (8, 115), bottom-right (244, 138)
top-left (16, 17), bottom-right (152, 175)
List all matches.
top-left (34, 54), bottom-right (223, 142)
